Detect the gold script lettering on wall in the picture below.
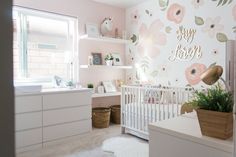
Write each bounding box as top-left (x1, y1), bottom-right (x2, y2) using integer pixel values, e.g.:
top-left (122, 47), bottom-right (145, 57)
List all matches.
top-left (169, 26), bottom-right (202, 62)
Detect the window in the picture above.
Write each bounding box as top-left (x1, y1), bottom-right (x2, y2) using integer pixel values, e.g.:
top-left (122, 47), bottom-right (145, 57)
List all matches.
top-left (13, 7), bottom-right (78, 86)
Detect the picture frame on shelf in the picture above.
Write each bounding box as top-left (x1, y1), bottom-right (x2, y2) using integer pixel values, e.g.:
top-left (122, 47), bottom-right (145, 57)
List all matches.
top-left (91, 53), bottom-right (102, 65)
top-left (102, 81), bottom-right (116, 93)
top-left (112, 53), bottom-right (122, 66)
top-left (86, 23), bottom-right (100, 37)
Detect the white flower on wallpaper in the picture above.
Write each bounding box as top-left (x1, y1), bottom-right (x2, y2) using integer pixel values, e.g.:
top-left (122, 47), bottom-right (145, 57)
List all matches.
top-left (233, 5), bottom-right (236, 21)
top-left (211, 49), bottom-right (219, 56)
top-left (202, 17), bottom-right (224, 38)
top-left (138, 19), bottom-right (167, 58)
top-left (191, 0), bottom-right (204, 9)
top-left (130, 10), bottom-right (140, 24)
top-left (166, 3), bottom-right (185, 24)
top-left (185, 63), bottom-right (206, 85)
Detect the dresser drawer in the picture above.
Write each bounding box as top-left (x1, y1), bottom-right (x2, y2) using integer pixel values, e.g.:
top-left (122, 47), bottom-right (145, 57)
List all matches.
top-left (15, 112), bottom-right (42, 131)
top-left (43, 105), bottom-right (91, 126)
top-left (43, 92), bottom-right (91, 110)
top-left (15, 96), bottom-right (42, 113)
top-left (15, 128), bottom-right (42, 148)
top-left (43, 119), bottom-right (91, 142)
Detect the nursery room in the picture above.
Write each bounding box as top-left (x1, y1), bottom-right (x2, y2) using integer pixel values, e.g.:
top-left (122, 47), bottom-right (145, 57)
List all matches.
top-left (1, 0), bottom-right (236, 157)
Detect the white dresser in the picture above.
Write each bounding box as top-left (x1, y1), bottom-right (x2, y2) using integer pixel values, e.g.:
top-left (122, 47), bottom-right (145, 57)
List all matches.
top-left (149, 112), bottom-right (233, 157)
top-left (15, 88), bottom-right (92, 153)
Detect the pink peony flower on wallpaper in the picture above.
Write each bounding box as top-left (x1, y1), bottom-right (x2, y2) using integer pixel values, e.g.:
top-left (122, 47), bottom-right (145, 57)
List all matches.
top-left (202, 17), bottom-right (224, 38)
top-left (191, 0), bottom-right (204, 9)
top-left (130, 10), bottom-right (140, 24)
top-left (138, 20), bottom-right (167, 58)
top-left (185, 63), bottom-right (206, 85)
top-left (167, 3), bottom-right (185, 24)
top-left (233, 5), bottom-right (236, 21)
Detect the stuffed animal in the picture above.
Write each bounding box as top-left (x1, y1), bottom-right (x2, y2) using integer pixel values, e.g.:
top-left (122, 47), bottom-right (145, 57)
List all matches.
top-left (101, 17), bottom-right (113, 36)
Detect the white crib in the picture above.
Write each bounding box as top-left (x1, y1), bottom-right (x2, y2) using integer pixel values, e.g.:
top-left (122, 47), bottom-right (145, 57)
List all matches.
top-left (121, 85), bottom-right (194, 140)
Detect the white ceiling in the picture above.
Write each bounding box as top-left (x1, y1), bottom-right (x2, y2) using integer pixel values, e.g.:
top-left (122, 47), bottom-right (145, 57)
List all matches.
top-left (92, 0), bottom-right (147, 8)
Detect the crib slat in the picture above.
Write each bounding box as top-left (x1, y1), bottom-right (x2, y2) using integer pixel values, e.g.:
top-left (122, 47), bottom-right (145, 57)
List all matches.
top-left (121, 85), bottom-right (194, 140)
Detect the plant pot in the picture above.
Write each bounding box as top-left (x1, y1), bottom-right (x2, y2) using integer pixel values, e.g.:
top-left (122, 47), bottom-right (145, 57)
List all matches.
top-left (196, 109), bottom-right (233, 139)
top-left (105, 60), bottom-right (113, 66)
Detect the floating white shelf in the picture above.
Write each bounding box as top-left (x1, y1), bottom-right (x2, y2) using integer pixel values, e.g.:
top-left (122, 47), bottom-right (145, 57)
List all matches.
top-left (80, 34), bottom-right (131, 44)
top-left (80, 65), bottom-right (133, 69)
top-left (92, 92), bottom-right (121, 98)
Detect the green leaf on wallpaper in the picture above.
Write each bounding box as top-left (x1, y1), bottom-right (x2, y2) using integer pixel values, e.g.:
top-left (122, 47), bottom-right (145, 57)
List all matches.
top-left (233, 26), bottom-right (236, 33)
top-left (165, 26), bottom-right (172, 33)
top-left (158, 0), bottom-right (169, 11)
top-left (216, 33), bottom-right (228, 42)
top-left (195, 16), bottom-right (204, 25)
top-left (212, 0), bottom-right (233, 6)
top-left (150, 70), bottom-right (158, 77)
top-left (130, 34), bottom-right (138, 43)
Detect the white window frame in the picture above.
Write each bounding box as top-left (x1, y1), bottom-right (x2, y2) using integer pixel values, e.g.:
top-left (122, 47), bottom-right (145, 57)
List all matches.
top-left (13, 6), bottom-right (79, 87)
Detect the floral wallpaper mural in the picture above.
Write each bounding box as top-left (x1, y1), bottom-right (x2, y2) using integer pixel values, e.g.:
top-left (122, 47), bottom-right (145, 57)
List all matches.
top-left (126, 0), bottom-right (236, 87)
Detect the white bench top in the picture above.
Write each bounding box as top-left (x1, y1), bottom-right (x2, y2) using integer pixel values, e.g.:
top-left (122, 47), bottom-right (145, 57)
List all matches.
top-left (149, 112), bottom-right (233, 154)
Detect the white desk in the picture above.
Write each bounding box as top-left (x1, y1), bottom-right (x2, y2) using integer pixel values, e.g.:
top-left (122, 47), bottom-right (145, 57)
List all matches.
top-left (149, 112), bottom-right (233, 157)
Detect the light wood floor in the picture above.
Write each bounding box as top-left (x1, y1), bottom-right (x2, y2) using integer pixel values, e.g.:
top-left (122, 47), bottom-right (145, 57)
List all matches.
top-left (17, 125), bottom-right (123, 157)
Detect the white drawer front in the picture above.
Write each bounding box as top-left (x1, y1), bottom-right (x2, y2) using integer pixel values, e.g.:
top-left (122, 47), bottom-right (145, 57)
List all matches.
top-left (16, 144), bottom-right (42, 153)
top-left (15, 96), bottom-right (42, 113)
top-left (43, 119), bottom-right (91, 142)
top-left (15, 128), bottom-right (42, 148)
top-left (15, 112), bottom-right (42, 131)
top-left (43, 105), bottom-right (91, 126)
top-left (43, 92), bottom-right (91, 110)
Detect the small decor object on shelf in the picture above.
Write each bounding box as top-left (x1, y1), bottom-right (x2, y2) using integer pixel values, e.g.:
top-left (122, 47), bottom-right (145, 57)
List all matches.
top-left (112, 53), bottom-right (122, 66)
top-left (97, 85), bottom-right (105, 94)
top-left (104, 53), bottom-right (114, 66)
top-left (102, 81), bottom-right (116, 93)
top-left (91, 53), bottom-right (102, 65)
top-left (87, 83), bottom-right (95, 93)
top-left (115, 28), bottom-right (119, 38)
top-left (190, 85), bottom-right (234, 139)
top-left (66, 80), bottom-right (75, 89)
top-left (88, 55), bottom-right (93, 66)
top-left (116, 79), bottom-right (124, 90)
top-left (86, 23), bottom-right (100, 37)
top-left (101, 17), bottom-right (113, 37)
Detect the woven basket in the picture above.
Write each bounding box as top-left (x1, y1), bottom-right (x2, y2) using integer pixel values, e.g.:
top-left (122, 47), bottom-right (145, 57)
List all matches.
top-left (111, 105), bottom-right (120, 124)
top-left (92, 107), bottom-right (111, 128)
top-left (196, 109), bottom-right (233, 139)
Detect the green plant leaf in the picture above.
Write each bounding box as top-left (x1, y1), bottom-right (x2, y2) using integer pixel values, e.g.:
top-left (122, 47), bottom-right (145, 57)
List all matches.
top-left (222, 0), bottom-right (228, 5)
top-left (165, 26), bottom-right (172, 33)
top-left (195, 16), bottom-right (204, 25)
top-left (217, 0), bottom-right (224, 6)
top-left (216, 33), bottom-right (228, 42)
top-left (209, 62), bottom-right (217, 68)
top-left (189, 85), bottom-right (233, 112)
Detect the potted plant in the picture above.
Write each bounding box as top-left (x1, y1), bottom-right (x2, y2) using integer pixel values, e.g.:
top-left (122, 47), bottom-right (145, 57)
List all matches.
top-left (87, 83), bottom-right (94, 93)
top-left (190, 85), bottom-right (234, 139)
top-left (104, 53), bottom-right (114, 66)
